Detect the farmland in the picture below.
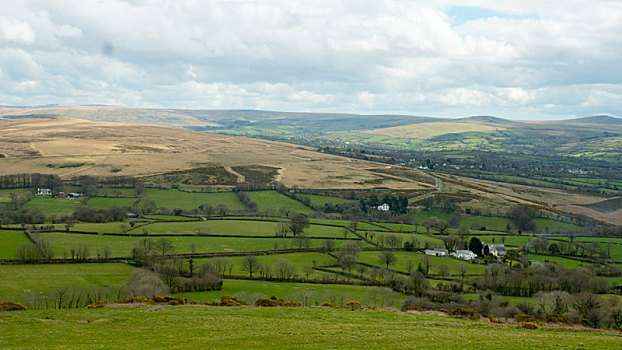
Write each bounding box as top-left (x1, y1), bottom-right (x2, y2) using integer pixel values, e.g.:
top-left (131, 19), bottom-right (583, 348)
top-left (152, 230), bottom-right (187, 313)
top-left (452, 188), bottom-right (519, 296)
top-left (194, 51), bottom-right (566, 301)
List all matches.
top-left (1, 306), bottom-right (620, 350)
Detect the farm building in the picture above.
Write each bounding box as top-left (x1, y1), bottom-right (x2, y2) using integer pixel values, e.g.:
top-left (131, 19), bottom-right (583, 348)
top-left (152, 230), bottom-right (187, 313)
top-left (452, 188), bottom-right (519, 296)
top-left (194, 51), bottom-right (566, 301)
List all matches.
top-left (484, 243), bottom-right (507, 258)
top-left (36, 188), bottom-right (52, 196)
top-left (377, 203), bottom-right (390, 211)
top-left (424, 248), bottom-right (449, 257)
top-left (451, 250), bottom-right (477, 260)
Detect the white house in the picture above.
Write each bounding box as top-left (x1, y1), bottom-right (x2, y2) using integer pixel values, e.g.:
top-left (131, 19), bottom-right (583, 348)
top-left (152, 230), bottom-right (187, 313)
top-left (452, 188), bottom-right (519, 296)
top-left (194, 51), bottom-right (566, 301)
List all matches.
top-left (451, 250), bottom-right (477, 261)
top-left (484, 243), bottom-right (507, 258)
top-left (36, 188), bottom-right (52, 196)
top-left (424, 248), bottom-right (448, 257)
top-left (377, 203), bottom-right (390, 211)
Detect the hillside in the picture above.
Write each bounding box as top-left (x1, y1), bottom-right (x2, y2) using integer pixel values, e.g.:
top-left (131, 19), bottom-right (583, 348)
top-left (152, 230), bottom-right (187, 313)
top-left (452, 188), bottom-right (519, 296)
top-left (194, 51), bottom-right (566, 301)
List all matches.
top-left (2, 305), bottom-right (620, 349)
top-left (0, 117), bottom-right (433, 190)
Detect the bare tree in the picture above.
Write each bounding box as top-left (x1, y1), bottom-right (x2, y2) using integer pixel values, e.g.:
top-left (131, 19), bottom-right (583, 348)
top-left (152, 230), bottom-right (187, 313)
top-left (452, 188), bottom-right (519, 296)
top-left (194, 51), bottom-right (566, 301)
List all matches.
top-left (379, 250), bottom-right (397, 269)
top-left (241, 255), bottom-right (259, 277)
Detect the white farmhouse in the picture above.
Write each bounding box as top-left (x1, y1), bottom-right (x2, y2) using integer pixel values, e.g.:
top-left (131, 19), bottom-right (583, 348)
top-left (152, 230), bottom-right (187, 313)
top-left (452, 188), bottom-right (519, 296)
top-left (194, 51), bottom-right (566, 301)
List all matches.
top-left (424, 248), bottom-right (448, 257)
top-left (36, 188), bottom-right (52, 196)
top-left (451, 250), bottom-right (477, 261)
top-left (376, 203), bottom-right (390, 211)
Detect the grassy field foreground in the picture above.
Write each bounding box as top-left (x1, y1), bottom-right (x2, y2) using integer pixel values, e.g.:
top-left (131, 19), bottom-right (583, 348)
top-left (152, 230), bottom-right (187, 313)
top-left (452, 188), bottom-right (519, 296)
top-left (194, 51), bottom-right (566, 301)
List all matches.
top-left (1, 306), bottom-right (620, 349)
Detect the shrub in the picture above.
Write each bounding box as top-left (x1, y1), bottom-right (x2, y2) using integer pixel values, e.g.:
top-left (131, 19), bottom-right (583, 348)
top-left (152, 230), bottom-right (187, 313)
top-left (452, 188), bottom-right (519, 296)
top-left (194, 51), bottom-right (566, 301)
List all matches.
top-left (220, 295), bottom-right (246, 306)
top-left (520, 322), bottom-right (539, 330)
top-left (152, 296), bottom-right (184, 305)
top-left (346, 300), bottom-right (361, 311)
top-left (0, 301), bottom-right (27, 311)
top-left (516, 313), bottom-right (535, 323)
top-left (542, 313), bottom-right (567, 324)
top-left (284, 301), bottom-right (301, 307)
top-left (256, 297), bottom-right (277, 307)
top-left (488, 314), bottom-right (504, 324)
top-left (320, 302), bottom-right (332, 308)
top-left (441, 308), bottom-right (480, 320)
top-left (402, 305), bottom-right (426, 312)
top-left (86, 302), bottom-right (106, 309)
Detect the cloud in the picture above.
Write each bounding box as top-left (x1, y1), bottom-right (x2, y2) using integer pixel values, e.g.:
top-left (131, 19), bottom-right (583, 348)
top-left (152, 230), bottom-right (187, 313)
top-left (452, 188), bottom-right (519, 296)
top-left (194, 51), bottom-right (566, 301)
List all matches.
top-left (0, 0), bottom-right (619, 119)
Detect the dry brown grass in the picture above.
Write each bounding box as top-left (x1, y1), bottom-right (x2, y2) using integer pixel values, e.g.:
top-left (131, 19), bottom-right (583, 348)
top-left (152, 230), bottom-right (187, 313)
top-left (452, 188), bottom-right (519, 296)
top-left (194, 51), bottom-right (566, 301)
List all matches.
top-left (0, 117), bottom-right (434, 190)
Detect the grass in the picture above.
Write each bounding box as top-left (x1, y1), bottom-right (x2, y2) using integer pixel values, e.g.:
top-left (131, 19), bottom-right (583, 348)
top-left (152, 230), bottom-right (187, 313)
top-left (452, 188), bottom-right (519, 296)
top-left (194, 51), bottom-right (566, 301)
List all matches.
top-left (0, 263), bottom-right (134, 299)
top-left (0, 188), bottom-right (32, 203)
top-left (144, 189), bottom-right (246, 211)
top-left (195, 252), bottom-right (337, 277)
top-left (528, 255), bottom-right (593, 269)
top-left (139, 220), bottom-right (357, 239)
top-left (22, 197), bottom-right (82, 216)
top-left (86, 197), bottom-right (136, 208)
top-left (357, 251), bottom-right (485, 276)
top-left (249, 191), bottom-right (314, 214)
top-left (0, 229), bottom-right (31, 259)
top-left (177, 278), bottom-right (375, 304)
top-left (304, 194), bottom-right (353, 206)
top-left (32, 232), bottom-right (331, 257)
top-left (1, 306), bottom-right (620, 349)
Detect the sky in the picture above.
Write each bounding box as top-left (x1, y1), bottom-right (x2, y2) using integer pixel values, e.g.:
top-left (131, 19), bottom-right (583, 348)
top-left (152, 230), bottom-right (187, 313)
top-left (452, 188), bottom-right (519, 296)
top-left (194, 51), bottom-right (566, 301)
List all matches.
top-left (0, 0), bottom-right (621, 120)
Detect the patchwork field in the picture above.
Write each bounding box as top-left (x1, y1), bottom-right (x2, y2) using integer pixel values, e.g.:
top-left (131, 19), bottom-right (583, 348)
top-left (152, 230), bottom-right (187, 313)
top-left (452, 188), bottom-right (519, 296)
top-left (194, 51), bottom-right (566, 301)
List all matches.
top-left (22, 197), bottom-right (82, 216)
top-left (144, 189), bottom-right (246, 211)
top-left (0, 230), bottom-right (31, 259)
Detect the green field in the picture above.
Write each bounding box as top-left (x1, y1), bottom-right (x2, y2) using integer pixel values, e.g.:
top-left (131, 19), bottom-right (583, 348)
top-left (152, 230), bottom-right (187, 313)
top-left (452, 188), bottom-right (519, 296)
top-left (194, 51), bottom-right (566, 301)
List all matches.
top-left (195, 252), bottom-right (337, 277)
top-left (139, 220), bottom-right (357, 239)
top-left (0, 263), bottom-right (134, 298)
top-left (249, 191), bottom-right (314, 214)
top-left (177, 278), bottom-right (376, 304)
top-left (144, 189), bottom-right (246, 211)
top-left (357, 251), bottom-right (485, 276)
top-left (305, 194), bottom-right (353, 206)
top-left (0, 230), bottom-right (31, 259)
top-left (86, 197), bottom-right (136, 208)
top-left (528, 255), bottom-right (593, 269)
top-left (1, 306), bottom-right (619, 349)
top-left (32, 232), bottom-right (330, 257)
top-left (22, 197), bottom-right (82, 216)
top-left (0, 188), bottom-right (32, 203)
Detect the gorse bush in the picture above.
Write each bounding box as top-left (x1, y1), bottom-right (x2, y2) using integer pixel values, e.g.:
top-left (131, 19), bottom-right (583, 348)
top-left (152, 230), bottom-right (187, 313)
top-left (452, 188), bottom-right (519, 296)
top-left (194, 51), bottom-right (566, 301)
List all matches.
top-left (0, 301), bottom-right (27, 311)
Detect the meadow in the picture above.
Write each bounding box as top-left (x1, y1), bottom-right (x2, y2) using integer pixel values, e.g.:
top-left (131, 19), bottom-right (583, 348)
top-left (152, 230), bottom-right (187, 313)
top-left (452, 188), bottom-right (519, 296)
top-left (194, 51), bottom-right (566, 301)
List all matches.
top-left (22, 197), bottom-right (82, 216)
top-left (1, 306), bottom-right (619, 349)
top-left (0, 263), bottom-right (134, 299)
top-left (0, 229), bottom-right (31, 259)
top-left (86, 197), bottom-right (136, 208)
top-left (144, 189), bottom-right (246, 211)
top-left (249, 191), bottom-right (314, 214)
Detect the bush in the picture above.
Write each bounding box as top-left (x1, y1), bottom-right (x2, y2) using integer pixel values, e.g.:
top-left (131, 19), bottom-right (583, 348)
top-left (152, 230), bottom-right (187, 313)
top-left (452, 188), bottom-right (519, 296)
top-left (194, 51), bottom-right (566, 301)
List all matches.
top-left (220, 295), bottom-right (246, 306)
top-left (440, 307), bottom-right (480, 320)
top-left (542, 313), bottom-right (567, 325)
top-left (321, 302), bottom-right (332, 308)
top-left (516, 313), bottom-right (535, 323)
top-left (0, 301), bottom-right (27, 311)
top-left (255, 297), bottom-right (277, 307)
top-left (520, 322), bottom-right (539, 330)
top-left (403, 296), bottom-right (434, 311)
top-left (126, 269), bottom-right (170, 298)
top-left (488, 314), bottom-right (504, 324)
top-left (346, 300), bottom-right (361, 311)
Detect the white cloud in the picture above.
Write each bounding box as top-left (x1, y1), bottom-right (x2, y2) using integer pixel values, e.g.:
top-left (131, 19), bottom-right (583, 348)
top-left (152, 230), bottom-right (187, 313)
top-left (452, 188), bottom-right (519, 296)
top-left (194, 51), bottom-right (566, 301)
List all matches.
top-left (0, 0), bottom-right (619, 119)
top-left (0, 16), bottom-right (36, 44)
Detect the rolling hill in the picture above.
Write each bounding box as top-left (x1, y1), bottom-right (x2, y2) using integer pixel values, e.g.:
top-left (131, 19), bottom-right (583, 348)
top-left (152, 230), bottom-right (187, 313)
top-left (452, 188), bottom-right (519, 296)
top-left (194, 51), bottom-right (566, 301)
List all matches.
top-left (0, 117), bottom-right (434, 190)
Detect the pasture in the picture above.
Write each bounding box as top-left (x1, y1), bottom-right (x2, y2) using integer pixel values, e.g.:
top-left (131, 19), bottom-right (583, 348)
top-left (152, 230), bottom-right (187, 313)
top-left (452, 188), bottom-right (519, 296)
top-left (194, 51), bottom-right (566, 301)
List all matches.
top-left (2, 306), bottom-right (619, 349)
top-left (0, 229), bottom-right (31, 259)
top-left (144, 189), bottom-right (246, 211)
top-left (249, 191), bottom-right (314, 214)
top-left (0, 263), bottom-right (134, 299)
top-left (86, 197), bottom-right (136, 208)
top-left (22, 197), bottom-right (81, 216)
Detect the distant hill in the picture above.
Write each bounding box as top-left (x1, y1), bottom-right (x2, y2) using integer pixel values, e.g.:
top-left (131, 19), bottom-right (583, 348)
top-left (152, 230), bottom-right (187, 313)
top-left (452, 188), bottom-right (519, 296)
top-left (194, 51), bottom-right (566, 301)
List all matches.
top-left (565, 115), bottom-right (622, 125)
top-left (0, 116), bottom-right (434, 190)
